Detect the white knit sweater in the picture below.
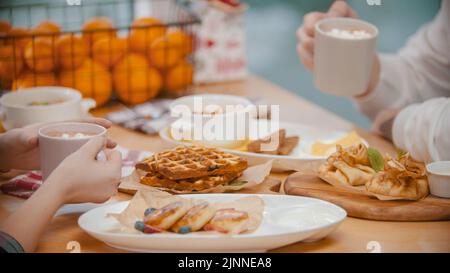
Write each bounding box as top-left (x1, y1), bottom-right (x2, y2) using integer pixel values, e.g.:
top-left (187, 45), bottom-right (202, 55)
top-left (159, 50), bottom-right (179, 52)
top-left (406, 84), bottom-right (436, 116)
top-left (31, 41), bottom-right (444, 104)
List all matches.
top-left (354, 0), bottom-right (450, 162)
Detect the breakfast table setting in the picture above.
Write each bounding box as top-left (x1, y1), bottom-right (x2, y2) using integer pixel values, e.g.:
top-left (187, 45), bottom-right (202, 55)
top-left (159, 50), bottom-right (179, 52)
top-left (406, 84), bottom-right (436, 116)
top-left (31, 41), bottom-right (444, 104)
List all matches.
top-left (1, 75), bottom-right (449, 253)
top-left (0, 0), bottom-right (449, 254)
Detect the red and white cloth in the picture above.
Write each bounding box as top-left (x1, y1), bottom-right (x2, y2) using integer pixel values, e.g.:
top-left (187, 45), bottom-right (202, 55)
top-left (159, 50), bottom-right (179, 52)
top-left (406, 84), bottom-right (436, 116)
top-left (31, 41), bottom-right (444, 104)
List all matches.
top-left (0, 146), bottom-right (152, 199)
top-left (0, 171), bottom-right (43, 199)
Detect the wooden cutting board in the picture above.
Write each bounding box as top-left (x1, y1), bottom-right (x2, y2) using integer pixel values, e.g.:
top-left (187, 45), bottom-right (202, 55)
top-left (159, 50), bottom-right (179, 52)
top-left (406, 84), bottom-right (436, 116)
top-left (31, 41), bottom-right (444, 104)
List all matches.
top-left (284, 172), bottom-right (450, 221)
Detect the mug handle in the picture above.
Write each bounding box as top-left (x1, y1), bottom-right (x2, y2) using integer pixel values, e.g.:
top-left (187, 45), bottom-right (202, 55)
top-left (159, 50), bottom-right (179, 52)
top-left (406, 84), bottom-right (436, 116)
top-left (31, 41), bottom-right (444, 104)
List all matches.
top-left (81, 98), bottom-right (96, 116)
top-left (0, 108), bottom-right (5, 121)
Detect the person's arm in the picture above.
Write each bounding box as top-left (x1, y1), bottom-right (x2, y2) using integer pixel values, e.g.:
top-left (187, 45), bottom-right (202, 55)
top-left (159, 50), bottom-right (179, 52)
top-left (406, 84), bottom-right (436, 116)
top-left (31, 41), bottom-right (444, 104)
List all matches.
top-left (353, 0), bottom-right (450, 137)
top-left (0, 137), bottom-right (122, 252)
top-left (392, 98), bottom-right (450, 163)
top-left (0, 175), bottom-right (66, 252)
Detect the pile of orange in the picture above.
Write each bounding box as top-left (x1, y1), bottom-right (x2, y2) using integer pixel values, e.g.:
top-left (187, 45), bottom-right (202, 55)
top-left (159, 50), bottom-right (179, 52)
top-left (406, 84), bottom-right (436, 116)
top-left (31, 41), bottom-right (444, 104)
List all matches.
top-left (0, 17), bottom-right (194, 106)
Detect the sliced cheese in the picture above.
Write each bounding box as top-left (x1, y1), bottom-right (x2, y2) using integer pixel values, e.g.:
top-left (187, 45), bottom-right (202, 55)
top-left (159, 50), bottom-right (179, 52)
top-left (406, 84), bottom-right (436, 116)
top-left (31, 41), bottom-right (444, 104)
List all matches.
top-left (311, 131), bottom-right (363, 156)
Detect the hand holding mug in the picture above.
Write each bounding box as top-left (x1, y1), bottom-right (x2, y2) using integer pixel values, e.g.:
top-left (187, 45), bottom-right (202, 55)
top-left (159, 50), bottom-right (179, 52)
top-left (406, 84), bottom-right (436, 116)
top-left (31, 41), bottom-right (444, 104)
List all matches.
top-left (45, 136), bottom-right (122, 204)
top-left (0, 117), bottom-right (116, 172)
top-left (296, 1), bottom-right (358, 70)
top-left (296, 1), bottom-right (380, 96)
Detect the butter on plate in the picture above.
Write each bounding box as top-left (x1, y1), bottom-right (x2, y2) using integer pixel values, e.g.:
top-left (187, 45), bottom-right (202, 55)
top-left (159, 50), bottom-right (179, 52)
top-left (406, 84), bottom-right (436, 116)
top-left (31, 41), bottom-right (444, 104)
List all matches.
top-left (311, 131), bottom-right (363, 156)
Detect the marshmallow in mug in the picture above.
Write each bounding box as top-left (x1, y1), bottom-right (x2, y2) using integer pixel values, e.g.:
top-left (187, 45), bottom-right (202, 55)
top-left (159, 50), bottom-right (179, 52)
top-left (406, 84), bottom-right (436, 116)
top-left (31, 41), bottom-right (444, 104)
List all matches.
top-left (326, 28), bottom-right (372, 39)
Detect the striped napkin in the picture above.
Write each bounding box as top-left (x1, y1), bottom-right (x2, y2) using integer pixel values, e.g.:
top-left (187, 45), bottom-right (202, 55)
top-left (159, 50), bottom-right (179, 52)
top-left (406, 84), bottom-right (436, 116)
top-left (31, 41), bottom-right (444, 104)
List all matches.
top-left (0, 146), bottom-right (152, 199)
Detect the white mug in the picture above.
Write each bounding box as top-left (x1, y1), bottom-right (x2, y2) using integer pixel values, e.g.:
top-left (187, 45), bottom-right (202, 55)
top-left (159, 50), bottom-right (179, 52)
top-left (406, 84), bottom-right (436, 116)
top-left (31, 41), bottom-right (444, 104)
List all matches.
top-left (38, 122), bottom-right (106, 181)
top-left (0, 86), bottom-right (96, 130)
top-left (314, 18), bottom-right (378, 96)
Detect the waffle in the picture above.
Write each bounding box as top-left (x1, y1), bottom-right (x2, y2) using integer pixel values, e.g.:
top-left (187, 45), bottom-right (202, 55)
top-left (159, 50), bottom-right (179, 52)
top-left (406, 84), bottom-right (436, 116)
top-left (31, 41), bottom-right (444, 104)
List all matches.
top-left (136, 146), bottom-right (248, 180)
top-left (140, 172), bottom-right (241, 192)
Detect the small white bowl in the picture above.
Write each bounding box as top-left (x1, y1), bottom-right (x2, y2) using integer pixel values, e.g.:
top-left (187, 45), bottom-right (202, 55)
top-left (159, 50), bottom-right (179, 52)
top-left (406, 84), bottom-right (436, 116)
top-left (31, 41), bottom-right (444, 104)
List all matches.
top-left (426, 161), bottom-right (450, 198)
top-left (0, 87), bottom-right (95, 130)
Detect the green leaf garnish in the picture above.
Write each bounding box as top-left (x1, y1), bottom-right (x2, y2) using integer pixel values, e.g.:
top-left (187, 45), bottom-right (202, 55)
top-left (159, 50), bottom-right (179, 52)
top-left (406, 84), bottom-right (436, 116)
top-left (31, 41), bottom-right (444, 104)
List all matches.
top-left (368, 147), bottom-right (384, 172)
top-left (227, 180), bottom-right (248, 187)
top-left (397, 149), bottom-right (408, 159)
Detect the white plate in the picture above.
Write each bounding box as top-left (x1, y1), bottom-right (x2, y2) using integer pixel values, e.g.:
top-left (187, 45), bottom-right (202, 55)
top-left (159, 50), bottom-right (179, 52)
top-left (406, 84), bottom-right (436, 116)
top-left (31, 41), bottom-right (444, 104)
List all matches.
top-left (159, 121), bottom-right (365, 171)
top-left (78, 194), bottom-right (346, 252)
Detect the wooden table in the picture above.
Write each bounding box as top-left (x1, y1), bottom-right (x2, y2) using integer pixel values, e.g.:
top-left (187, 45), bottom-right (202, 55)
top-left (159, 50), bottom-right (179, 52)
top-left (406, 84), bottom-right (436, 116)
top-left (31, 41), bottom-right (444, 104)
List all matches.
top-left (1, 75), bottom-right (449, 253)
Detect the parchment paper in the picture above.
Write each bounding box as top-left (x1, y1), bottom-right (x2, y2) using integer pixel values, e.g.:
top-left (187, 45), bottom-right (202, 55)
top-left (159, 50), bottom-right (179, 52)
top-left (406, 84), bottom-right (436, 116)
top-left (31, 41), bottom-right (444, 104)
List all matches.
top-left (109, 188), bottom-right (264, 235)
top-left (119, 160), bottom-right (273, 194)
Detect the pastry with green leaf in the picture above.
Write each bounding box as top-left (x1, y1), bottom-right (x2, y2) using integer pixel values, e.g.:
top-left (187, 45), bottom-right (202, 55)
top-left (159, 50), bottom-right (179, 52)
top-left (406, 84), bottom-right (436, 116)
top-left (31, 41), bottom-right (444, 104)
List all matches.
top-left (318, 143), bottom-right (376, 186)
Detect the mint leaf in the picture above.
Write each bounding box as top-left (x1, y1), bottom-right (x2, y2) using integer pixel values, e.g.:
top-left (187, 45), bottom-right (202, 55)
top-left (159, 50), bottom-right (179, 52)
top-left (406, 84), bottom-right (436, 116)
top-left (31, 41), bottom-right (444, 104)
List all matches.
top-left (227, 180), bottom-right (248, 187)
top-left (368, 147), bottom-right (384, 172)
top-left (397, 149), bottom-right (407, 159)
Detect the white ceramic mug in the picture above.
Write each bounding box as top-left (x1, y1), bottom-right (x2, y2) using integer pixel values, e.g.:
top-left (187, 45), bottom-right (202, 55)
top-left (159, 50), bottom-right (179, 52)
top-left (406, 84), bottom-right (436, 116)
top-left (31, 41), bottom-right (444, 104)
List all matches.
top-left (0, 87), bottom-right (96, 130)
top-left (314, 18), bottom-right (378, 96)
top-left (38, 122), bottom-right (106, 181)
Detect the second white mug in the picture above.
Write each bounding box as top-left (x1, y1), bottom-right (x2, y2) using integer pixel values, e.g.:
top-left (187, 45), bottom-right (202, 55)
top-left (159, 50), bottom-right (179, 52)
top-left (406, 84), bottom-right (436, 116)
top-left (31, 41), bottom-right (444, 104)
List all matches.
top-left (314, 17), bottom-right (378, 96)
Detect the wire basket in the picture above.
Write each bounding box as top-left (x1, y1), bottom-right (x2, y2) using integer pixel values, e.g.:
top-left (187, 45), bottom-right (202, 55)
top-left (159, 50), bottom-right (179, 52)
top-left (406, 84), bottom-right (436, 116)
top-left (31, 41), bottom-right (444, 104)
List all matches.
top-left (0, 0), bottom-right (200, 107)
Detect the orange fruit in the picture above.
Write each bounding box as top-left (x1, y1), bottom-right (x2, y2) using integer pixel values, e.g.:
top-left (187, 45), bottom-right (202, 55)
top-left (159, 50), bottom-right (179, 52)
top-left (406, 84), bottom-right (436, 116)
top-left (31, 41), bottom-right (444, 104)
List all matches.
top-left (92, 37), bottom-right (127, 67)
top-left (0, 20), bottom-right (12, 35)
top-left (129, 17), bottom-right (166, 53)
top-left (59, 58), bottom-right (112, 107)
top-left (82, 17), bottom-right (116, 48)
top-left (166, 30), bottom-right (193, 56)
top-left (4, 27), bottom-right (32, 49)
top-left (113, 53), bottom-right (162, 105)
top-left (56, 34), bottom-right (87, 70)
top-left (12, 70), bottom-right (57, 90)
top-left (33, 20), bottom-right (61, 35)
top-left (0, 79), bottom-right (12, 90)
top-left (147, 35), bottom-right (183, 69)
top-left (24, 38), bottom-right (57, 72)
top-left (164, 61), bottom-right (193, 94)
top-left (0, 45), bottom-right (24, 81)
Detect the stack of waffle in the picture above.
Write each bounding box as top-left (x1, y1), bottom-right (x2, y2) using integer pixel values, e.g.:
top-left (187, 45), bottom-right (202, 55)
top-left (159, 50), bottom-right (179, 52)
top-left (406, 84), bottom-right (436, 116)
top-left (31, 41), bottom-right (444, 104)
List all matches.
top-left (136, 146), bottom-right (248, 192)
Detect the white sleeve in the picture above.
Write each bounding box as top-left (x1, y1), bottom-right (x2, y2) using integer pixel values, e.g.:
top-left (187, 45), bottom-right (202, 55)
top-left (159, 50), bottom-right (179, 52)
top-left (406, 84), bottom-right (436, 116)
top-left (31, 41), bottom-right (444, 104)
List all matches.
top-left (392, 97), bottom-right (450, 163)
top-left (353, 0), bottom-right (450, 123)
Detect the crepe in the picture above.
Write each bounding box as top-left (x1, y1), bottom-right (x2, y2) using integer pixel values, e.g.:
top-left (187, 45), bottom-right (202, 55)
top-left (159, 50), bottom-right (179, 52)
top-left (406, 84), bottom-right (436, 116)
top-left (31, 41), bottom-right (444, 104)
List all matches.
top-left (109, 188), bottom-right (264, 235)
top-left (318, 144), bottom-right (375, 186)
top-left (318, 144), bottom-right (430, 201)
top-left (366, 154), bottom-right (429, 200)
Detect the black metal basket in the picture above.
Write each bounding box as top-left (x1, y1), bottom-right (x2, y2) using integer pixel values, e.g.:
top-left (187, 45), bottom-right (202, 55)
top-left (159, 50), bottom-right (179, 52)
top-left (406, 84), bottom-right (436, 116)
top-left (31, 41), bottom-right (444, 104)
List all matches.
top-left (0, 0), bottom-right (200, 106)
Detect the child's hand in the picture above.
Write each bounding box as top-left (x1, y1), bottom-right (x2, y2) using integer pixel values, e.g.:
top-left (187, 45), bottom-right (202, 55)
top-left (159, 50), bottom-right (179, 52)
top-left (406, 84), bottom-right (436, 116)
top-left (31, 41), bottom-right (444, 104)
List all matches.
top-left (0, 118), bottom-right (116, 172)
top-left (296, 1), bottom-right (358, 70)
top-left (0, 136), bottom-right (122, 252)
top-left (46, 136), bottom-right (122, 204)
